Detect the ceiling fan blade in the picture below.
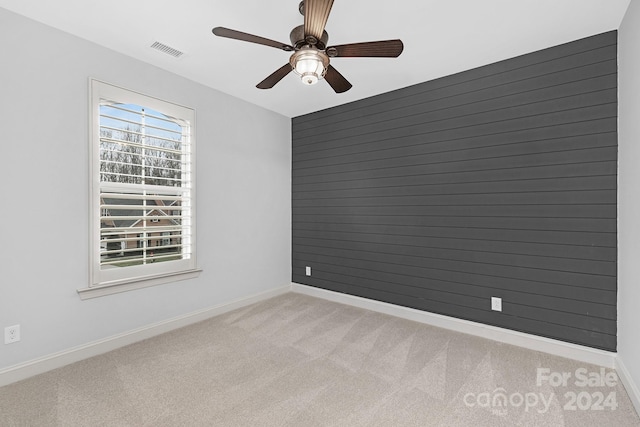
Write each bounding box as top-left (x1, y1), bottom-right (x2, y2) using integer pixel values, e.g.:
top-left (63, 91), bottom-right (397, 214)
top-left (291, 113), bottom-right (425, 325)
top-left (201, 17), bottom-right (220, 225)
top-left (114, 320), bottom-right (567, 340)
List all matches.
top-left (324, 65), bottom-right (352, 93)
top-left (256, 64), bottom-right (293, 89)
top-left (212, 27), bottom-right (294, 51)
top-left (304, 0), bottom-right (334, 42)
top-left (326, 40), bottom-right (404, 57)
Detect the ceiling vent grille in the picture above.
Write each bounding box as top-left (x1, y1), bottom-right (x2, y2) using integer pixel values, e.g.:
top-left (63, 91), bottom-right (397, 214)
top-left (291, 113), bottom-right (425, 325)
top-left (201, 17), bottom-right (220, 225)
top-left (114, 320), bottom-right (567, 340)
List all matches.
top-left (150, 41), bottom-right (184, 58)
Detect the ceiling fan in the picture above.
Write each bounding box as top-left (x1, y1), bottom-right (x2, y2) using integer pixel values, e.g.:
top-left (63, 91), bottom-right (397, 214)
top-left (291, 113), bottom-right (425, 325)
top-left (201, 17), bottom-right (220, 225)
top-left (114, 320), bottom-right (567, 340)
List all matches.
top-left (212, 0), bottom-right (404, 93)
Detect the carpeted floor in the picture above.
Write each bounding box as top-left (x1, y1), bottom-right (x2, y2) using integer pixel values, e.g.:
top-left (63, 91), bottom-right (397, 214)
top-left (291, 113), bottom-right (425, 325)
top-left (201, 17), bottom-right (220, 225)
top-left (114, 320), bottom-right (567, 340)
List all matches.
top-left (0, 292), bottom-right (638, 426)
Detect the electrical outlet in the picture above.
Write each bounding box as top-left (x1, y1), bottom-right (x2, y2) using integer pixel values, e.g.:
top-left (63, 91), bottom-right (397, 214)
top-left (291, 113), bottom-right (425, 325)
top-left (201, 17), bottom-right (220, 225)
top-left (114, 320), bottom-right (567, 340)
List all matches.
top-left (4, 325), bottom-right (20, 344)
top-left (305, 266), bottom-right (312, 276)
top-left (491, 297), bottom-right (502, 312)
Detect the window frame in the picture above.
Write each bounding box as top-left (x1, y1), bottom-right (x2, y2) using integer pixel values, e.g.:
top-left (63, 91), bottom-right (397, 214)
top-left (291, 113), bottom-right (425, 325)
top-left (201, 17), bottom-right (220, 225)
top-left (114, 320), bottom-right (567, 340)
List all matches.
top-left (79, 79), bottom-right (199, 299)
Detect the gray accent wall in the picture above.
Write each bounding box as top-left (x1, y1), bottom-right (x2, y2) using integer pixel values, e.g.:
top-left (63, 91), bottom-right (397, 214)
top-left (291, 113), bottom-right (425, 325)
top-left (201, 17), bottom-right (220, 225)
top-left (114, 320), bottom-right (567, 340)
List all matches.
top-left (292, 31), bottom-right (617, 351)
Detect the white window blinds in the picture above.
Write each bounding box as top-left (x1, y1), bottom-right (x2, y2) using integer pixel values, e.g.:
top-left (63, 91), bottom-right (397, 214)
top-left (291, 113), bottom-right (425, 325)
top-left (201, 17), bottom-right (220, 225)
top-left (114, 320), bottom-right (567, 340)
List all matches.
top-left (99, 103), bottom-right (192, 267)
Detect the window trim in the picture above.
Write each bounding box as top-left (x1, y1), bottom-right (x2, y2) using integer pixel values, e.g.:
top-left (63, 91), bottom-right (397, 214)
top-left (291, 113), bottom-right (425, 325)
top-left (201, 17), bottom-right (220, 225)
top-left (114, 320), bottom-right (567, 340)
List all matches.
top-left (79, 79), bottom-right (200, 299)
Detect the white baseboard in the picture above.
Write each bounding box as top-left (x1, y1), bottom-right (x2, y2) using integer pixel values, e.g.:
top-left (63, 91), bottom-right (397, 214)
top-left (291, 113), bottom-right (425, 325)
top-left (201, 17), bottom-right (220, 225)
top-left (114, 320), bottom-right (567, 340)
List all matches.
top-left (616, 357), bottom-right (640, 416)
top-left (0, 285), bottom-right (290, 388)
top-left (3, 283), bottom-right (630, 395)
top-left (291, 283), bottom-right (617, 368)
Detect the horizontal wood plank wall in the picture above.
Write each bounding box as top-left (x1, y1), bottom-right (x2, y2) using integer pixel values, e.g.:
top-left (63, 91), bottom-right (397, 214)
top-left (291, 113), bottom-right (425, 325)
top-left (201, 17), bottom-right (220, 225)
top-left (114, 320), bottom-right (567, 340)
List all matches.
top-left (291, 31), bottom-right (617, 351)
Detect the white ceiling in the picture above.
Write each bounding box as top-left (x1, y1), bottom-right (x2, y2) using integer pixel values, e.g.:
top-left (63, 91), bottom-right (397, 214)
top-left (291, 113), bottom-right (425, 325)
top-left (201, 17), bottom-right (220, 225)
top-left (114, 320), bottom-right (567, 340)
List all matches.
top-left (0, 0), bottom-right (631, 118)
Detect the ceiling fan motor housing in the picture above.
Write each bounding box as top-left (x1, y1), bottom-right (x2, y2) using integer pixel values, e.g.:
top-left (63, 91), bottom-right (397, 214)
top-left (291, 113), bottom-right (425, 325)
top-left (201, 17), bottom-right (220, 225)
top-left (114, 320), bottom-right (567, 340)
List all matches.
top-left (290, 25), bottom-right (329, 50)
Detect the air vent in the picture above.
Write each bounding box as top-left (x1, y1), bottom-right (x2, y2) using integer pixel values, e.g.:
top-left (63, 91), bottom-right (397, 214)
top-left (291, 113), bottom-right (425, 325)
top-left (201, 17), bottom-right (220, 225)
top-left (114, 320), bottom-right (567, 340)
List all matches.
top-left (150, 41), bottom-right (184, 58)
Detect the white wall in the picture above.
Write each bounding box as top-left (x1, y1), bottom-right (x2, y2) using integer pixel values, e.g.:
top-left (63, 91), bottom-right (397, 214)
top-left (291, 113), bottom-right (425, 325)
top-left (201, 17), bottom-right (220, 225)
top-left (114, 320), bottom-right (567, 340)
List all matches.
top-left (0, 8), bottom-right (291, 370)
top-left (618, 0), bottom-right (640, 409)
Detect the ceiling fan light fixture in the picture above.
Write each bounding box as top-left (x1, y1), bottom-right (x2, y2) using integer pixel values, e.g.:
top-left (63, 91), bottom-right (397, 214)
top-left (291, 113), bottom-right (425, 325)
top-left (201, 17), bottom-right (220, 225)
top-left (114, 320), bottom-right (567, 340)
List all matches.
top-left (290, 47), bottom-right (329, 86)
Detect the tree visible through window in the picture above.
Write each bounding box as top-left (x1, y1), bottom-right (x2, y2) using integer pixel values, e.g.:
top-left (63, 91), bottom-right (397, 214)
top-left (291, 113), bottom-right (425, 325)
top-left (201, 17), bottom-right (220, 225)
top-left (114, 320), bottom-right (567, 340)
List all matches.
top-left (87, 80), bottom-right (197, 294)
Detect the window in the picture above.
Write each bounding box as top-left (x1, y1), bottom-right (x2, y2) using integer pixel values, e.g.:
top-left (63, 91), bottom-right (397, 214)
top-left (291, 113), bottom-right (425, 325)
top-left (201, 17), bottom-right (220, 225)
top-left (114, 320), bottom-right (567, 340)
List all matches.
top-left (80, 80), bottom-right (199, 299)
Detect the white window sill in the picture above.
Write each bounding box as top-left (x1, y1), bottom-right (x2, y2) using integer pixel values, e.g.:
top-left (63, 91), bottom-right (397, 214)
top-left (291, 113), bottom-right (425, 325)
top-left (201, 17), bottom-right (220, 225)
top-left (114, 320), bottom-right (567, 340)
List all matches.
top-left (77, 269), bottom-right (202, 300)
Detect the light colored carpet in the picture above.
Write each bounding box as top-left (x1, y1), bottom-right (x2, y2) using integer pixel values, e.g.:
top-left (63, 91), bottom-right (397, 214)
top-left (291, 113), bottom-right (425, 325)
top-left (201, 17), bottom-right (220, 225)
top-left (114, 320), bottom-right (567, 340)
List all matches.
top-left (0, 292), bottom-right (638, 426)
